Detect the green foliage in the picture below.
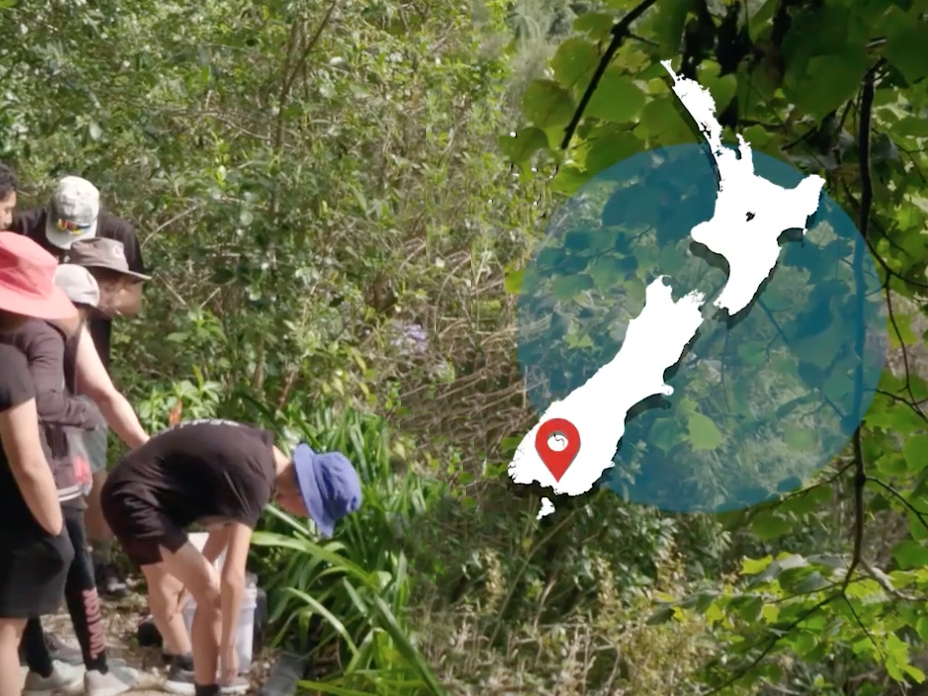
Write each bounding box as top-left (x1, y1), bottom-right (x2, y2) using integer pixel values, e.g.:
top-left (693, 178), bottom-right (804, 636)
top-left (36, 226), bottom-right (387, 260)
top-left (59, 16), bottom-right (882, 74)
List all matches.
top-left (12, 0), bottom-right (928, 691)
top-left (0, 0), bottom-right (542, 691)
top-left (499, 0), bottom-right (928, 692)
top-left (0, 0), bottom-right (537, 466)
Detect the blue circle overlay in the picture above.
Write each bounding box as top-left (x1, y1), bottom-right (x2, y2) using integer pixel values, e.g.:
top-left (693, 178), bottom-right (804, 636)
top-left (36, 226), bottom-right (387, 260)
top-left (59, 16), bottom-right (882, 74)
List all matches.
top-left (516, 144), bottom-right (888, 514)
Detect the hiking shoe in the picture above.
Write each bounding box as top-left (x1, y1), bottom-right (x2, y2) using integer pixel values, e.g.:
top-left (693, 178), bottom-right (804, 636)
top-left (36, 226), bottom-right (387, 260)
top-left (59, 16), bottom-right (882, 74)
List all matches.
top-left (45, 633), bottom-right (84, 666)
top-left (22, 660), bottom-right (83, 695)
top-left (220, 676), bottom-right (250, 694)
top-left (84, 664), bottom-right (140, 696)
top-left (163, 661), bottom-right (195, 696)
top-left (95, 562), bottom-right (129, 599)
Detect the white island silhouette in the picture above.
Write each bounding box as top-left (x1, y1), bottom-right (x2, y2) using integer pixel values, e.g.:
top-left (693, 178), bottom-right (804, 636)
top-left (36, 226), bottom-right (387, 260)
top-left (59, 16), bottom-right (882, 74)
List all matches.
top-left (661, 60), bottom-right (825, 315)
top-left (511, 62), bottom-right (825, 519)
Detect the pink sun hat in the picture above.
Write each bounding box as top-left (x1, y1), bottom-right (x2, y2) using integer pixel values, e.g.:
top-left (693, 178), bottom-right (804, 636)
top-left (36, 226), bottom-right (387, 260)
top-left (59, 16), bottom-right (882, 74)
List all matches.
top-left (0, 232), bottom-right (76, 320)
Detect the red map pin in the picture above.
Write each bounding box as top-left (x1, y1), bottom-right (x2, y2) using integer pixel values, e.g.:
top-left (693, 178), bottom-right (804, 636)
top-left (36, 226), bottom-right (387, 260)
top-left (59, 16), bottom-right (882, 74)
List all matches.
top-left (535, 418), bottom-right (581, 482)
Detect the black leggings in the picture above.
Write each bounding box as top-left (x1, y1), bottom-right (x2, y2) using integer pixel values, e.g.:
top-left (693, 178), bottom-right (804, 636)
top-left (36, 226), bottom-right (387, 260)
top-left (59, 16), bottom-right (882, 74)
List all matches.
top-left (22, 505), bottom-right (109, 675)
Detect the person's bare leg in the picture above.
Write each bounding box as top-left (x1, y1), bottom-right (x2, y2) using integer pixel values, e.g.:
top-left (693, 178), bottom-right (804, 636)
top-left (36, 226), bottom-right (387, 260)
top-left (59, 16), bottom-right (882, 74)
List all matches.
top-left (84, 469), bottom-right (112, 543)
top-left (152, 543), bottom-right (222, 686)
top-left (142, 565), bottom-right (191, 657)
top-left (0, 618), bottom-right (26, 696)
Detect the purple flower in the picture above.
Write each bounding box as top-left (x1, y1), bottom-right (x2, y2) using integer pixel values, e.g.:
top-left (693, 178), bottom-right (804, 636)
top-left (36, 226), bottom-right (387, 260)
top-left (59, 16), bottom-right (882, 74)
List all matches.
top-left (391, 321), bottom-right (428, 355)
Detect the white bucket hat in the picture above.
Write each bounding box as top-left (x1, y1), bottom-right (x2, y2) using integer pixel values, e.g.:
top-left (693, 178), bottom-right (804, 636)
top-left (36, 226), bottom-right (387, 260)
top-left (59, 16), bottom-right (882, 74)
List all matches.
top-left (54, 264), bottom-right (100, 308)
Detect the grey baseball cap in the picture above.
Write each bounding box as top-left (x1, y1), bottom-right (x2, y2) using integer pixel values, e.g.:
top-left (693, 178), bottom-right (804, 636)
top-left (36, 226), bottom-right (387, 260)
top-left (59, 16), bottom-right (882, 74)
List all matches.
top-left (45, 176), bottom-right (100, 250)
top-left (53, 264), bottom-right (100, 307)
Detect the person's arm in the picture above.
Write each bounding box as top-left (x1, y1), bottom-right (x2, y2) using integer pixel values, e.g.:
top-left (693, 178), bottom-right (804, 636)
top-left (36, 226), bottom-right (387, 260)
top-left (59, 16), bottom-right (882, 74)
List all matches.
top-left (201, 525), bottom-right (231, 565)
top-left (74, 324), bottom-right (148, 448)
top-left (216, 446), bottom-right (268, 672)
top-left (28, 327), bottom-right (105, 430)
top-left (218, 522), bottom-right (251, 662)
top-left (0, 395), bottom-right (63, 536)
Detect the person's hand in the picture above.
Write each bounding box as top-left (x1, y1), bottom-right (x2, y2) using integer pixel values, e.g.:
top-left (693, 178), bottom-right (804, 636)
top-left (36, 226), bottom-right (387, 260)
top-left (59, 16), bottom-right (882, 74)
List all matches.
top-left (219, 644), bottom-right (239, 684)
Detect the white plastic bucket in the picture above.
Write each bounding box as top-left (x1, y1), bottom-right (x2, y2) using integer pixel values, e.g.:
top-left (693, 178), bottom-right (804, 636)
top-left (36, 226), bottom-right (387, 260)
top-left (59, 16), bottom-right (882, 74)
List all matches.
top-left (182, 582), bottom-right (258, 674)
top-left (181, 532), bottom-right (257, 674)
top-left (189, 531), bottom-right (227, 572)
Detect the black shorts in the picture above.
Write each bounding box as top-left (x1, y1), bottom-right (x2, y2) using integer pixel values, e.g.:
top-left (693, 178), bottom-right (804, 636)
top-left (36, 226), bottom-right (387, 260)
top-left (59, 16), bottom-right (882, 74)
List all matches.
top-left (100, 482), bottom-right (187, 567)
top-left (0, 527), bottom-right (74, 618)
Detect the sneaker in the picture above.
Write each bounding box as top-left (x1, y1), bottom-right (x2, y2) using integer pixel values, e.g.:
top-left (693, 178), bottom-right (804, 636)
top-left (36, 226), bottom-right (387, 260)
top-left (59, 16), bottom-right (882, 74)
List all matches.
top-left (163, 661), bottom-right (195, 696)
top-left (45, 633), bottom-right (83, 666)
top-left (220, 676), bottom-right (250, 694)
top-left (96, 562), bottom-right (129, 599)
top-left (84, 664), bottom-right (139, 696)
top-left (22, 660), bottom-right (83, 695)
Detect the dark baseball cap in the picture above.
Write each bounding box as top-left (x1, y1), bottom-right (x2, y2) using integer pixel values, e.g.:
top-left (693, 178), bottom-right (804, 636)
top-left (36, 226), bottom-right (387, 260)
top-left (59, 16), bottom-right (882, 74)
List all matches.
top-left (67, 237), bottom-right (150, 281)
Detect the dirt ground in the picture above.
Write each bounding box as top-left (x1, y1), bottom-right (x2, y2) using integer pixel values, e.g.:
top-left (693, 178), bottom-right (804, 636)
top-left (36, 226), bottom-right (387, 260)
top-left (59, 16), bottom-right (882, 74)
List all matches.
top-left (18, 588), bottom-right (275, 695)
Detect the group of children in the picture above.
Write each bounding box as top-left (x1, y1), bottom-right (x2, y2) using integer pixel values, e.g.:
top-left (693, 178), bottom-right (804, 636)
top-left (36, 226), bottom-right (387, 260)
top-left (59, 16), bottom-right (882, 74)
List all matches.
top-left (0, 167), bottom-right (364, 696)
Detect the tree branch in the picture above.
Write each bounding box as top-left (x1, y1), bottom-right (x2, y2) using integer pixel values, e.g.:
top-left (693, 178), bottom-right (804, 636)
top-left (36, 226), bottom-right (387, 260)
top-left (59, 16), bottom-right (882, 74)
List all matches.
top-left (282, 0), bottom-right (339, 100)
top-left (699, 596), bottom-right (836, 696)
top-left (698, 64), bottom-right (887, 696)
top-left (868, 478), bottom-right (928, 534)
top-left (856, 69), bottom-right (875, 244)
top-left (843, 68), bottom-right (875, 591)
top-left (273, 0), bottom-right (339, 160)
top-left (559, 0), bottom-right (659, 150)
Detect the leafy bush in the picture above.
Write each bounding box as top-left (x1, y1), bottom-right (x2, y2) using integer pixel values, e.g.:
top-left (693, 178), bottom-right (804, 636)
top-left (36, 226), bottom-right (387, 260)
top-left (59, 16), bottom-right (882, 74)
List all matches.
top-left (419, 543), bottom-right (714, 696)
top-left (251, 404), bottom-right (448, 696)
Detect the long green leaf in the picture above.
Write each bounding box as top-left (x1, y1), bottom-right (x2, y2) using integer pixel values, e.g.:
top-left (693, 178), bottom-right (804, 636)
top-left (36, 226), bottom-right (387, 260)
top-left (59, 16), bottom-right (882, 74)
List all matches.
top-left (263, 503), bottom-right (318, 537)
top-left (284, 587), bottom-right (360, 657)
top-left (369, 595), bottom-right (445, 696)
top-left (250, 531), bottom-right (373, 585)
top-left (345, 628), bottom-right (379, 672)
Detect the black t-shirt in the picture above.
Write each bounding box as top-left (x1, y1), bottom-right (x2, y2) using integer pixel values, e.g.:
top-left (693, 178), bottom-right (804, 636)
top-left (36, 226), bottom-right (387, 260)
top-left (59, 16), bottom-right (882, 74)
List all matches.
top-left (11, 208), bottom-right (146, 370)
top-left (0, 345), bottom-right (46, 535)
top-left (105, 420), bottom-right (277, 530)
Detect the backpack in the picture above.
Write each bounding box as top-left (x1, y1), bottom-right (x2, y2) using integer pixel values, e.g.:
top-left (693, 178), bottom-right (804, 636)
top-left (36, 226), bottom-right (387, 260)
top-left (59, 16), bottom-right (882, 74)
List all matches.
top-left (41, 321), bottom-right (95, 500)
